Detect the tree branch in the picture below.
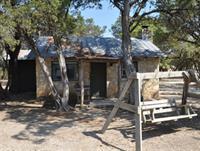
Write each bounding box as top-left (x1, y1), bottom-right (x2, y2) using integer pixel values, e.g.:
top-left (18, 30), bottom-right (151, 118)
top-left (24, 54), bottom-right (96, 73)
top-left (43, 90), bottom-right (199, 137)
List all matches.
top-left (177, 37), bottom-right (200, 46)
top-left (129, 8), bottom-right (190, 33)
top-left (110, 0), bottom-right (123, 11)
top-left (129, 0), bottom-right (137, 7)
top-left (129, 0), bottom-right (148, 26)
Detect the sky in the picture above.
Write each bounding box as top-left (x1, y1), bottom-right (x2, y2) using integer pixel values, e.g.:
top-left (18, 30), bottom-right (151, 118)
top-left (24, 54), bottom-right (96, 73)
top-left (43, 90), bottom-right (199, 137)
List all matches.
top-left (81, 1), bottom-right (120, 37)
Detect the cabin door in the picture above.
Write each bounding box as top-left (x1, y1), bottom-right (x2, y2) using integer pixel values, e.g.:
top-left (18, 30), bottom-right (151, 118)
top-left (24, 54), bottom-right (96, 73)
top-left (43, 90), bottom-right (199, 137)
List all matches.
top-left (90, 62), bottom-right (107, 99)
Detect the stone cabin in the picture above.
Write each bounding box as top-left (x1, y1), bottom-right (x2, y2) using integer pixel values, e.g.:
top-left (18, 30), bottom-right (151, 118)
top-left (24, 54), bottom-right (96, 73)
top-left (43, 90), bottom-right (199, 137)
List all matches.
top-left (17, 36), bottom-right (164, 103)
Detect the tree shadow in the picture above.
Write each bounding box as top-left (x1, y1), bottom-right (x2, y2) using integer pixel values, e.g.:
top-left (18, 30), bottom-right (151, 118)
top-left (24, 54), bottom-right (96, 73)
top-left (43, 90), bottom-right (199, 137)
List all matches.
top-left (0, 102), bottom-right (110, 145)
top-left (0, 93), bottom-right (199, 149)
top-left (83, 106), bottom-right (199, 146)
top-left (120, 108), bottom-right (199, 140)
top-left (83, 131), bottom-right (126, 151)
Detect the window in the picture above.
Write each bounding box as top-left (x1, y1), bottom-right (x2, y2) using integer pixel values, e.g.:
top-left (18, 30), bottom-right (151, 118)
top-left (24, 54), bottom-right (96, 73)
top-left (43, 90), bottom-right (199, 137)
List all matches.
top-left (52, 61), bottom-right (78, 81)
top-left (52, 62), bottom-right (61, 81)
top-left (66, 62), bottom-right (78, 81)
top-left (121, 61), bottom-right (138, 79)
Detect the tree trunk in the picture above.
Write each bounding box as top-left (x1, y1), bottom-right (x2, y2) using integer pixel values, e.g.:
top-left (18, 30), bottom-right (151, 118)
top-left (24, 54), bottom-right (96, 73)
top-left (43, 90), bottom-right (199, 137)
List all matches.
top-left (4, 28), bottom-right (21, 93)
top-left (24, 33), bottom-right (71, 111)
top-left (121, 0), bottom-right (136, 104)
top-left (6, 43), bottom-right (21, 93)
top-left (57, 50), bottom-right (70, 111)
top-left (0, 83), bottom-right (6, 100)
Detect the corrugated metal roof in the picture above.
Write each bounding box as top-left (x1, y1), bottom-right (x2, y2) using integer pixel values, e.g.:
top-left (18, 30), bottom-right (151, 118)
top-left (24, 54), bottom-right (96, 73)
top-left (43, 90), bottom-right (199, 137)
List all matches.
top-left (18, 36), bottom-right (166, 60)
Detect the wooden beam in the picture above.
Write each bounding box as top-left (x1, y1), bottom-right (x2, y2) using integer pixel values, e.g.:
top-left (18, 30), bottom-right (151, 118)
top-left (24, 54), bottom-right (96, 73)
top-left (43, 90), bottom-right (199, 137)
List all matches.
top-left (119, 102), bottom-right (138, 113)
top-left (133, 78), bottom-right (142, 151)
top-left (101, 75), bottom-right (134, 133)
top-left (151, 114), bottom-right (197, 123)
top-left (141, 99), bottom-right (174, 105)
top-left (79, 60), bottom-right (84, 108)
top-left (142, 99), bottom-right (176, 110)
top-left (182, 72), bottom-right (190, 105)
top-left (143, 107), bottom-right (177, 115)
top-left (130, 71), bottom-right (184, 80)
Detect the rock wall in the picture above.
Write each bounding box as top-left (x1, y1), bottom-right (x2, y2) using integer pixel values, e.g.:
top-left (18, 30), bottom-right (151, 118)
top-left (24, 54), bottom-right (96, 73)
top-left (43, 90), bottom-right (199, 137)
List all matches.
top-left (107, 62), bottom-right (119, 98)
top-left (36, 58), bottom-right (51, 97)
top-left (36, 58), bottom-right (159, 100)
top-left (138, 58), bottom-right (160, 100)
top-left (119, 58), bottom-right (160, 101)
top-left (36, 59), bottom-right (79, 98)
top-left (36, 59), bottom-right (119, 99)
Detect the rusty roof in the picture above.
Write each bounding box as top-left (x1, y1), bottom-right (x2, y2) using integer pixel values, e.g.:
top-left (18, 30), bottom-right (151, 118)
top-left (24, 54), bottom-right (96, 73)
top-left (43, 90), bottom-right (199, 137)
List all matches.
top-left (18, 36), bottom-right (166, 60)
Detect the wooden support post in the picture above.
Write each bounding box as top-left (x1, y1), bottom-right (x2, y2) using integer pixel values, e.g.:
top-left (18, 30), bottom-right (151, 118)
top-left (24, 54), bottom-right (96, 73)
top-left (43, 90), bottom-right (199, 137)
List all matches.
top-left (182, 80), bottom-right (189, 105)
top-left (79, 60), bottom-right (84, 108)
top-left (133, 77), bottom-right (142, 151)
top-left (101, 75), bottom-right (134, 133)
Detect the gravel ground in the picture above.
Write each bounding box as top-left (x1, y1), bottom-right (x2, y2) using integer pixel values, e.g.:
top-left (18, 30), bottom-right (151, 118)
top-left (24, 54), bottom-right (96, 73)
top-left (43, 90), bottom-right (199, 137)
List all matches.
top-left (0, 80), bottom-right (199, 151)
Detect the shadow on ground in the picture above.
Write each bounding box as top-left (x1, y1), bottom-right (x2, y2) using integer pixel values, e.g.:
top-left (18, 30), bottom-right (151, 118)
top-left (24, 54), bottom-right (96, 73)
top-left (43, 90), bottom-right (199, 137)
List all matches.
top-left (0, 100), bottom-right (110, 144)
top-left (84, 107), bottom-right (200, 143)
top-left (0, 96), bottom-right (199, 149)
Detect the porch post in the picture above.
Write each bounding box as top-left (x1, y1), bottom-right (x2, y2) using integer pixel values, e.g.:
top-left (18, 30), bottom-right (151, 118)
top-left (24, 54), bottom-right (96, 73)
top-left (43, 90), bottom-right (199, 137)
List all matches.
top-left (79, 60), bottom-right (84, 107)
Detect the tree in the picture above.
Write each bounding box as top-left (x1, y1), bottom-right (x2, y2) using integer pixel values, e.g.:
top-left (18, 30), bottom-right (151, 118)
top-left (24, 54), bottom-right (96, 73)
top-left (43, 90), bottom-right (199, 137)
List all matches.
top-left (74, 13), bottom-right (106, 36)
top-left (0, 2), bottom-right (22, 97)
top-left (0, 0), bottom-right (76, 111)
top-left (158, 0), bottom-right (200, 46)
top-left (109, 0), bottom-right (167, 104)
top-left (0, 0), bottom-right (106, 110)
top-left (111, 16), bottom-right (160, 41)
top-left (158, 0), bottom-right (200, 75)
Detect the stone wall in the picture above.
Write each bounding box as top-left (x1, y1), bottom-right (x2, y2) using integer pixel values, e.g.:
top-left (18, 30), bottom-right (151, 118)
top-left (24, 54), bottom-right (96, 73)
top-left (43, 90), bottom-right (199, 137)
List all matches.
top-left (36, 58), bottom-right (159, 100)
top-left (138, 58), bottom-right (160, 100)
top-left (36, 59), bottom-right (119, 99)
top-left (36, 59), bottom-right (79, 98)
top-left (119, 58), bottom-right (160, 101)
top-left (36, 58), bottom-right (51, 97)
top-left (107, 62), bottom-right (119, 98)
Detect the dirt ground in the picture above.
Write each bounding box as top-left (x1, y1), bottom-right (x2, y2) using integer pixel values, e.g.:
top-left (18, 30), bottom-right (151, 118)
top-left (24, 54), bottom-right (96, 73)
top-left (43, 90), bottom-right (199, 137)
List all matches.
top-left (0, 80), bottom-right (199, 151)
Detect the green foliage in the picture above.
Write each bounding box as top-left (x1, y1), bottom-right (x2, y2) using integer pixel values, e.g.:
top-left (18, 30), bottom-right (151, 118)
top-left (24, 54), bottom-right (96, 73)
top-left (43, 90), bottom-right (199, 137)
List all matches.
top-left (0, 0), bottom-right (105, 50)
top-left (74, 13), bottom-right (106, 36)
top-left (158, 0), bottom-right (200, 46)
top-left (157, 0), bottom-right (200, 73)
top-left (0, 9), bottom-right (18, 51)
top-left (71, 0), bottom-right (102, 9)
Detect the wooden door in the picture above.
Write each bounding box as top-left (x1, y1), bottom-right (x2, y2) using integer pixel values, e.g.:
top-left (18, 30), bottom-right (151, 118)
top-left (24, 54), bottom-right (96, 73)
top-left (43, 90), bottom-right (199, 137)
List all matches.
top-left (90, 62), bottom-right (107, 99)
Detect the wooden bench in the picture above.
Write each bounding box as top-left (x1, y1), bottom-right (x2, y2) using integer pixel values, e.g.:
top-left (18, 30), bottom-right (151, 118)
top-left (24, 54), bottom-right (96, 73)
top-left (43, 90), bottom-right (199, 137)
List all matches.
top-left (142, 99), bottom-right (197, 123)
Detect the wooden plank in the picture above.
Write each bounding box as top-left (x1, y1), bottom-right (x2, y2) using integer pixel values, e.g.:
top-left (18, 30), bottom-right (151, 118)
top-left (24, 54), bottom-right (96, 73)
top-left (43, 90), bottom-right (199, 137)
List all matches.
top-left (182, 72), bottom-right (189, 105)
top-left (151, 114), bottom-right (197, 123)
top-left (79, 60), bottom-right (84, 107)
top-left (142, 99), bottom-right (173, 105)
top-left (133, 78), bottom-right (142, 151)
top-left (143, 107), bottom-right (177, 115)
top-left (89, 99), bottom-right (116, 107)
top-left (118, 75), bottom-right (134, 101)
top-left (101, 75), bottom-right (134, 133)
top-left (132, 71), bottom-right (184, 80)
top-left (142, 99), bottom-right (176, 110)
top-left (120, 102), bottom-right (138, 113)
top-left (142, 102), bottom-right (176, 110)
top-left (101, 103), bottom-right (120, 133)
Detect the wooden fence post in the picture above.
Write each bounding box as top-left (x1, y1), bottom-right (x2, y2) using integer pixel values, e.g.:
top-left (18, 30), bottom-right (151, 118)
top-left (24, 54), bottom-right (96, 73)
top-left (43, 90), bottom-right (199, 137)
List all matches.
top-left (79, 60), bottom-right (84, 107)
top-left (133, 75), bottom-right (142, 151)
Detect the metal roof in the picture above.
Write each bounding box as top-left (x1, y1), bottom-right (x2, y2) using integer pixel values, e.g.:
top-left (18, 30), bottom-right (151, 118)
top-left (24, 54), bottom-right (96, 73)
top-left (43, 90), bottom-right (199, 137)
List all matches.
top-left (18, 36), bottom-right (166, 60)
